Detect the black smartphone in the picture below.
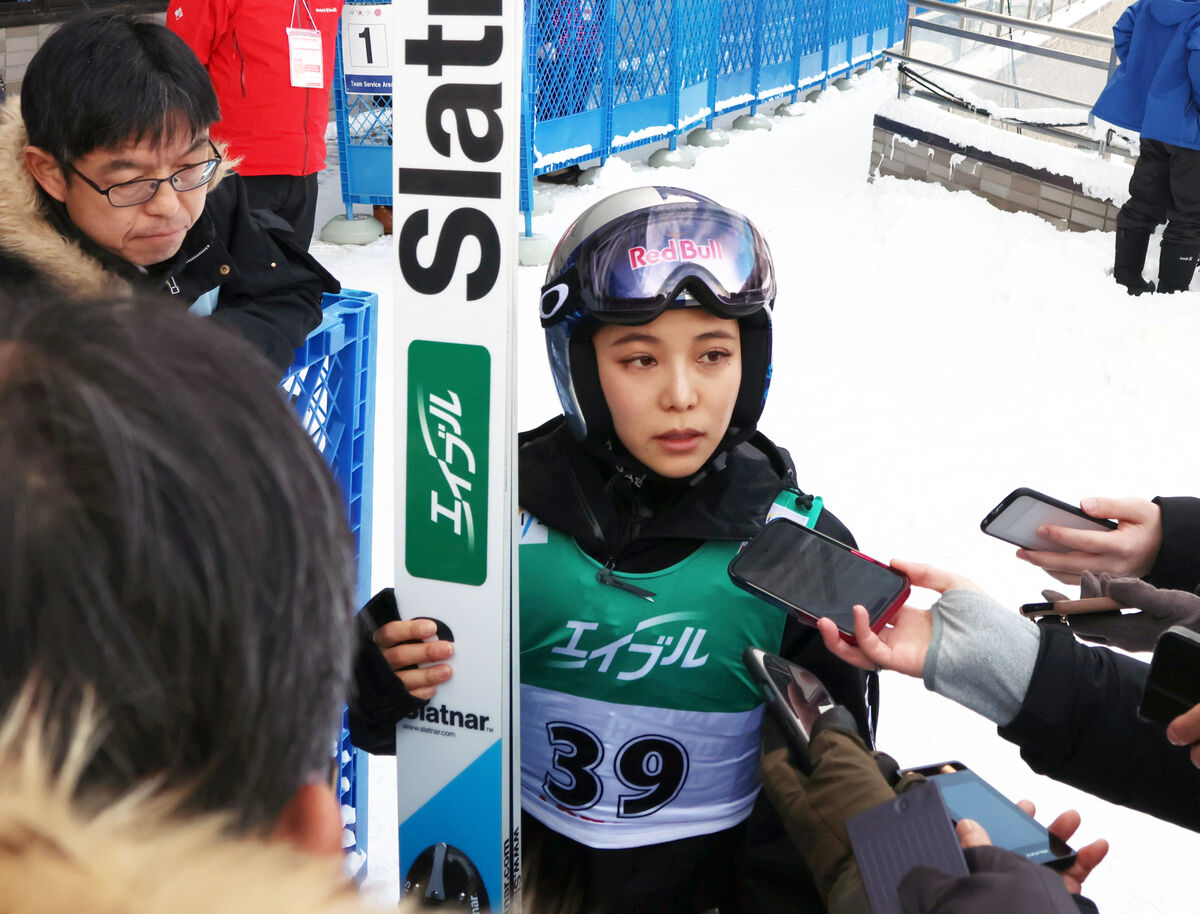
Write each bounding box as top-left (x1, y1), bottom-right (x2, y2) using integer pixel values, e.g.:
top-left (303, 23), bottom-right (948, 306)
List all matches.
top-left (743, 647), bottom-right (836, 773)
top-left (907, 761), bottom-right (1076, 869)
top-left (1139, 625), bottom-right (1200, 726)
top-left (980, 487), bottom-right (1116, 553)
top-left (728, 519), bottom-right (910, 643)
top-left (845, 781), bottom-right (967, 914)
top-left (1018, 597), bottom-right (1123, 619)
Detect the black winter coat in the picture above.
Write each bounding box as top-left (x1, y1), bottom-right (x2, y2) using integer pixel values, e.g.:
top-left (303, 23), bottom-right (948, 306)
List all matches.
top-left (517, 417), bottom-right (879, 914)
top-left (998, 624), bottom-right (1200, 831)
top-left (0, 100), bottom-right (334, 372)
top-left (1146, 495), bottom-right (1200, 592)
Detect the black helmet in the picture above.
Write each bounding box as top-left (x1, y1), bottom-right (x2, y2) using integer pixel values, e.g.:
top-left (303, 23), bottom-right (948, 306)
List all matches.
top-left (540, 186), bottom-right (775, 444)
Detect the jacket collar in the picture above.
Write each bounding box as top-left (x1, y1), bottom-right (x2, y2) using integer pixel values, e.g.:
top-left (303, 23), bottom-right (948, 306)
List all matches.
top-left (0, 97), bottom-right (233, 298)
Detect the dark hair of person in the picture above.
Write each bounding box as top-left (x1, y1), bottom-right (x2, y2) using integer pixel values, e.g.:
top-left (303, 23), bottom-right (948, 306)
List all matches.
top-left (21, 12), bottom-right (221, 166)
top-left (0, 293), bottom-right (355, 832)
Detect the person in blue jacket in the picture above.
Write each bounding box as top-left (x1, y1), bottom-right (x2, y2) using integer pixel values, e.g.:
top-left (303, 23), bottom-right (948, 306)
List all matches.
top-left (1092, 0), bottom-right (1200, 295)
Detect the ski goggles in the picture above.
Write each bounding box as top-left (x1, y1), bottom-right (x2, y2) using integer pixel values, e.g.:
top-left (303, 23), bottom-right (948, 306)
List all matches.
top-left (540, 203), bottom-right (776, 327)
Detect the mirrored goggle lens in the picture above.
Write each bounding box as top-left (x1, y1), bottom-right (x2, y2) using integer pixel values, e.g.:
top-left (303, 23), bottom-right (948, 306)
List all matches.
top-left (580, 207), bottom-right (774, 319)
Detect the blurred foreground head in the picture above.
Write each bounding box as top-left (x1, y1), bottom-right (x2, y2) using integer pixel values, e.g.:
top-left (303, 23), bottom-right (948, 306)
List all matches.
top-left (0, 294), bottom-right (355, 838)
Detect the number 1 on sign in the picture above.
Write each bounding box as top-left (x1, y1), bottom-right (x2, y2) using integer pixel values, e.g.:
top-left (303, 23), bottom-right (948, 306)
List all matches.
top-left (350, 23), bottom-right (388, 68)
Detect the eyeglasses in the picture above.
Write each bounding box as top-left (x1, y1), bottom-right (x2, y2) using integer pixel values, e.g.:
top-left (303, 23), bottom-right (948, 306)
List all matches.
top-left (68, 139), bottom-right (222, 208)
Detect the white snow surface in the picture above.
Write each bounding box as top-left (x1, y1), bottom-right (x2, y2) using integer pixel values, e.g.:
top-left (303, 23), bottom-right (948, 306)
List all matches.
top-left (310, 64), bottom-right (1198, 912)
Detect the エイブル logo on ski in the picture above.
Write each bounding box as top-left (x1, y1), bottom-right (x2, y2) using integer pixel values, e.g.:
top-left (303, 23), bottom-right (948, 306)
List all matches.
top-left (406, 340), bottom-right (491, 587)
top-left (627, 238), bottom-right (724, 270)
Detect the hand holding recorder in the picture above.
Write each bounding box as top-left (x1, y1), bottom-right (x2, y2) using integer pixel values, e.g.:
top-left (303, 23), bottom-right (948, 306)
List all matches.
top-left (1039, 572), bottom-right (1200, 652)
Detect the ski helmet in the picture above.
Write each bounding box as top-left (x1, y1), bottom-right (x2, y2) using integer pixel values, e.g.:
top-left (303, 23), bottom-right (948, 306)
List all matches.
top-left (540, 186), bottom-right (776, 443)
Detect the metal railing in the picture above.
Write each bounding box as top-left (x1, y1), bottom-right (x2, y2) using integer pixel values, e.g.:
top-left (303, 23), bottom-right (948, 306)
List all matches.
top-left (890, 0), bottom-right (1121, 152)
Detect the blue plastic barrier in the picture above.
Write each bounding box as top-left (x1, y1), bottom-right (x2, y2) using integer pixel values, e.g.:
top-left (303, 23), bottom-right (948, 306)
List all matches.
top-left (332, 0), bottom-right (393, 221)
top-left (281, 289), bottom-right (379, 876)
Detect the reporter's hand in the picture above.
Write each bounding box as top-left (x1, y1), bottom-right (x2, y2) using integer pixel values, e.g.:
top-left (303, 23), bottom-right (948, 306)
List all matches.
top-left (1044, 572), bottom-right (1200, 652)
top-left (816, 561), bottom-right (981, 678)
top-left (374, 618), bottom-right (454, 700)
top-left (1018, 497), bottom-right (1163, 586)
top-left (1014, 800), bottom-right (1109, 895)
top-left (1167, 701), bottom-right (1200, 768)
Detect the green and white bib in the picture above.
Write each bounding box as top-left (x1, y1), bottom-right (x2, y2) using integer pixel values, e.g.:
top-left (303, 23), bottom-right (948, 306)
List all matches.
top-left (518, 492), bottom-right (822, 848)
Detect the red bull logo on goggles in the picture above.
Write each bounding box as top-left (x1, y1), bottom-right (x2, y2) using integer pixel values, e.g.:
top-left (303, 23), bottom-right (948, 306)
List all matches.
top-left (627, 238), bottom-right (724, 270)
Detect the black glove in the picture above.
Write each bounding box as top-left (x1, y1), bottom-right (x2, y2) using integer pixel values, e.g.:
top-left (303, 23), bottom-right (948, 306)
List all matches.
top-left (1044, 571), bottom-right (1200, 652)
top-left (346, 588), bottom-right (428, 755)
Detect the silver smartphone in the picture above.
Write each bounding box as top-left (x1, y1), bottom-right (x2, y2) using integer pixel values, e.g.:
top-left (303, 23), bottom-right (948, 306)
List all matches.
top-left (981, 487), bottom-right (1116, 553)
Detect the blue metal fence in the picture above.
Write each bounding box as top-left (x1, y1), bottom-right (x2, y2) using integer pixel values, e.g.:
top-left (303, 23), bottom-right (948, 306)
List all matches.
top-left (334, 0), bottom-right (904, 227)
top-left (281, 289), bottom-right (379, 877)
top-left (523, 0), bottom-right (907, 214)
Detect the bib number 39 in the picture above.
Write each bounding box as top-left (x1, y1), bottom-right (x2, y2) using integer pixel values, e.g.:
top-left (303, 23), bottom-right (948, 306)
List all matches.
top-left (542, 722), bottom-right (689, 818)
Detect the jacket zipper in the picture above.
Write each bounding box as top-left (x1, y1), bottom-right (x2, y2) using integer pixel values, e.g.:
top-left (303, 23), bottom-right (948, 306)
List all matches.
top-left (233, 31), bottom-right (247, 98)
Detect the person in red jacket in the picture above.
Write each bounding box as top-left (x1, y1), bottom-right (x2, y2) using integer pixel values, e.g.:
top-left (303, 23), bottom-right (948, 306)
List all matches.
top-left (169, 0), bottom-right (343, 248)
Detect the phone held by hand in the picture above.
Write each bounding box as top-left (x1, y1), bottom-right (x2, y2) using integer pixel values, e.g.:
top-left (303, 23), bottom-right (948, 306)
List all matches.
top-left (981, 487), bottom-right (1116, 553)
top-left (1018, 597), bottom-right (1122, 619)
top-left (743, 647), bottom-right (835, 774)
top-left (905, 761), bottom-right (1077, 869)
top-left (728, 518), bottom-right (909, 643)
top-left (845, 781), bottom-right (967, 914)
top-left (1140, 625), bottom-right (1200, 727)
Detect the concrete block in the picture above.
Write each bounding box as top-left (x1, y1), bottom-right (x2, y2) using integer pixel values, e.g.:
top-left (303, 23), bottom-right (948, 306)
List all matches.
top-left (1072, 194), bottom-right (1108, 217)
top-left (1040, 184), bottom-right (1074, 206)
top-left (929, 146), bottom-right (955, 168)
top-left (1009, 188), bottom-right (1040, 211)
top-left (1039, 199), bottom-right (1070, 220)
top-left (5, 36), bottom-right (35, 53)
top-left (1070, 208), bottom-right (1105, 230)
top-left (4, 49), bottom-right (34, 68)
top-left (1010, 174), bottom-right (1041, 198)
top-left (953, 170), bottom-right (982, 192)
top-left (979, 164), bottom-right (1012, 190)
top-left (5, 26), bottom-right (38, 38)
top-left (928, 162), bottom-right (951, 181)
top-left (980, 179), bottom-right (1010, 199)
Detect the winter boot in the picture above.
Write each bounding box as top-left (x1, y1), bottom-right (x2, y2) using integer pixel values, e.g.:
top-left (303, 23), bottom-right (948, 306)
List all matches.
top-left (1113, 229), bottom-right (1155, 295)
top-left (1157, 242), bottom-right (1200, 294)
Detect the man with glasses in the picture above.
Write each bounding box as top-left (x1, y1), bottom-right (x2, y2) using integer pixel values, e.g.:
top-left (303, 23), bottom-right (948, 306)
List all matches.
top-left (0, 12), bottom-right (337, 373)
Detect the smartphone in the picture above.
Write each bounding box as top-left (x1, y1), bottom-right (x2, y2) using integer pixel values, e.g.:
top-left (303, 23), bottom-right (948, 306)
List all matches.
top-left (908, 762), bottom-right (1077, 869)
top-left (1018, 597), bottom-right (1123, 619)
top-left (743, 647), bottom-right (836, 773)
top-left (980, 487), bottom-right (1116, 553)
top-left (846, 781), bottom-right (967, 914)
top-left (1139, 625), bottom-right (1200, 726)
top-left (728, 518), bottom-right (910, 642)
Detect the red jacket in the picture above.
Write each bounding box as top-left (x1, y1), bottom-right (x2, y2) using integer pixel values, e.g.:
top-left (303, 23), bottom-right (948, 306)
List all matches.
top-left (169, 0), bottom-right (344, 177)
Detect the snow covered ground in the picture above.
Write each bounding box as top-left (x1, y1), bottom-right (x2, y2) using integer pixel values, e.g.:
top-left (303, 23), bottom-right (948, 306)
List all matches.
top-left (311, 63), bottom-right (1199, 912)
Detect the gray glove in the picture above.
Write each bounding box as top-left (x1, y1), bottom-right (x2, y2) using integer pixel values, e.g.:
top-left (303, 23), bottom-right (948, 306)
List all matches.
top-left (1043, 571), bottom-right (1200, 652)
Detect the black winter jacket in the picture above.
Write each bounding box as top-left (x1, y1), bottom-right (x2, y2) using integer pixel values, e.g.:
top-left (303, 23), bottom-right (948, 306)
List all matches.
top-left (1146, 495), bottom-right (1200, 592)
top-left (0, 99), bottom-right (334, 372)
top-left (519, 417), bottom-right (879, 914)
top-left (998, 624), bottom-right (1200, 831)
